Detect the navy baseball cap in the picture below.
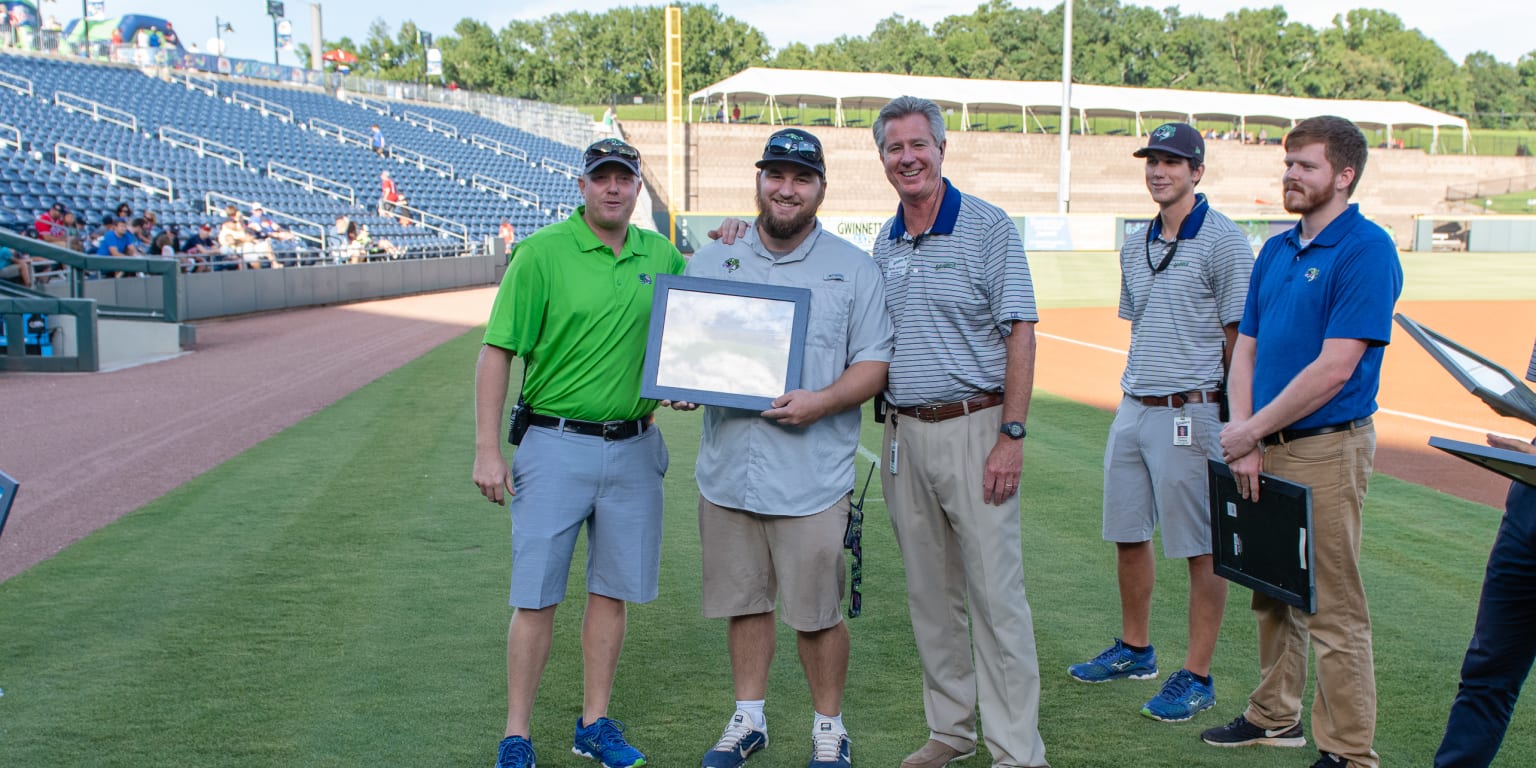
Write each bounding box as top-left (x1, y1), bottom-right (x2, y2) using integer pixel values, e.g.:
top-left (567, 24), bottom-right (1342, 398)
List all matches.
top-left (1134, 122), bottom-right (1205, 161)
top-left (582, 138), bottom-right (642, 176)
top-left (756, 129), bottom-right (825, 177)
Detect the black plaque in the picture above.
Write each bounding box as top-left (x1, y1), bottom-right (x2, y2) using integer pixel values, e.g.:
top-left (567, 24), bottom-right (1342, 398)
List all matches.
top-left (1209, 460), bottom-right (1316, 613)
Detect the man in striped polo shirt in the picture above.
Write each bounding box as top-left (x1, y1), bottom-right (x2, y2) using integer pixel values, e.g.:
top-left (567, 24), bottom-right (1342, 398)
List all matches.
top-left (871, 95), bottom-right (1047, 768)
top-left (1067, 122), bottom-right (1253, 724)
top-left (1435, 338), bottom-right (1536, 768)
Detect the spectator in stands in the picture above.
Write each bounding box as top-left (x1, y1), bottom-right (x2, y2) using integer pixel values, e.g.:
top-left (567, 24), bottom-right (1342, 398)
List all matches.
top-left (142, 210), bottom-right (161, 237)
top-left (56, 210), bottom-right (84, 252)
top-left (732, 105), bottom-right (741, 121)
top-left (353, 222), bottom-right (405, 259)
top-left (0, 245), bottom-right (35, 288)
top-left (115, 202), bottom-right (133, 220)
top-left (218, 206), bottom-right (258, 269)
top-left (370, 124), bottom-right (386, 157)
top-left (98, 217), bottom-right (140, 277)
top-left (131, 217), bottom-right (155, 252)
top-left (156, 225), bottom-right (207, 272)
top-left (329, 214), bottom-right (364, 264)
top-left (380, 171), bottom-right (403, 216)
top-left (245, 203), bottom-right (291, 268)
top-left (182, 223), bottom-right (219, 255)
top-left (34, 202), bottom-right (68, 245)
top-left (151, 226), bottom-right (178, 256)
top-left (602, 105), bottom-right (616, 129)
top-left (499, 219), bottom-right (516, 247)
top-left (163, 22), bottom-right (178, 47)
top-left (89, 213), bottom-right (116, 251)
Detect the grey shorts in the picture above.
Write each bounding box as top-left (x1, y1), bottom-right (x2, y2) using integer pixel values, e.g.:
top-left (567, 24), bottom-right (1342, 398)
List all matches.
top-left (1102, 395), bottom-right (1222, 559)
top-left (506, 423), bottom-right (669, 609)
top-left (698, 494), bottom-right (849, 632)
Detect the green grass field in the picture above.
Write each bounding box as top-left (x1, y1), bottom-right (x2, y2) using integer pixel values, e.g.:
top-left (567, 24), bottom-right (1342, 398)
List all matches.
top-left (2, 326), bottom-right (1533, 766)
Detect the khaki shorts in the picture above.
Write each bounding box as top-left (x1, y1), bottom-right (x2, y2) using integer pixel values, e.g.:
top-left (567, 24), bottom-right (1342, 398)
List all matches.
top-left (699, 493), bottom-right (849, 632)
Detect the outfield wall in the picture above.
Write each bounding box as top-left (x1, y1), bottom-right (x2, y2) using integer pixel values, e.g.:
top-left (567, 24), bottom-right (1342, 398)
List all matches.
top-left (41, 254), bottom-right (501, 321)
top-left (627, 122), bottom-right (1536, 249)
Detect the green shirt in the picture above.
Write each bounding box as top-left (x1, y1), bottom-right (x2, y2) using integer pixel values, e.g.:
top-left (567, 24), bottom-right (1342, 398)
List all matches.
top-left (483, 208), bottom-right (686, 422)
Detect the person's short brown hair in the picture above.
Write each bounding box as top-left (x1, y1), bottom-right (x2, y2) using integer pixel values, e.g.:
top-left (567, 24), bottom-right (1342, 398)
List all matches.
top-left (1285, 116), bottom-right (1368, 196)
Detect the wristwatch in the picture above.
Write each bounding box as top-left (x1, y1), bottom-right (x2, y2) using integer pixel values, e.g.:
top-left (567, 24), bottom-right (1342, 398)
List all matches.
top-left (999, 421), bottom-right (1027, 440)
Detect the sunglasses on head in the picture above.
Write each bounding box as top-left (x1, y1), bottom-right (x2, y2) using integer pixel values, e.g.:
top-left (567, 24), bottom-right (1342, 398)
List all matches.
top-left (765, 134), bottom-right (822, 163)
top-left (585, 140), bottom-right (639, 162)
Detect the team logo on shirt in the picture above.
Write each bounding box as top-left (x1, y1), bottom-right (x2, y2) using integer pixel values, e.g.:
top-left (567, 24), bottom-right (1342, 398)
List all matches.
top-left (1305, 267), bottom-right (1320, 282)
top-left (723, 257), bottom-right (740, 273)
top-left (637, 273), bottom-right (652, 285)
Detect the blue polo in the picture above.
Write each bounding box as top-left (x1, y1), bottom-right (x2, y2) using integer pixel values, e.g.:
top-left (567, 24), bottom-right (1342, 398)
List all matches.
top-left (97, 230), bottom-right (137, 256)
top-left (1238, 203), bottom-right (1402, 429)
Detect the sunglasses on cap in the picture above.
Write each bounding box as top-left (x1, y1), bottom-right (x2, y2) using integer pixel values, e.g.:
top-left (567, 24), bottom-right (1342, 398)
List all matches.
top-left (584, 139), bottom-right (639, 163)
top-left (765, 134), bottom-right (822, 163)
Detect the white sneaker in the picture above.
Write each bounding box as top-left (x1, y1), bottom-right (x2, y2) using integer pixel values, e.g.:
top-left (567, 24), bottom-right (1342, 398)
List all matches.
top-left (701, 710), bottom-right (768, 768)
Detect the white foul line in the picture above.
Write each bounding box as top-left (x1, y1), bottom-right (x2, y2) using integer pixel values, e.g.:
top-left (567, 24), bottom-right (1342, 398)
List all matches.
top-left (1037, 331), bottom-right (1519, 438)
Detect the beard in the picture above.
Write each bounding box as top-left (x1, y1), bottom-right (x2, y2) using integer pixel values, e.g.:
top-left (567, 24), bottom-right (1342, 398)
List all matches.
top-left (755, 185), bottom-right (824, 241)
top-left (1282, 182), bottom-right (1335, 215)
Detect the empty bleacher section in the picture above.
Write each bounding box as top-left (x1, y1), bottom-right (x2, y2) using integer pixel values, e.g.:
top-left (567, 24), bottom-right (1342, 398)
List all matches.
top-left (625, 122), bottom-right (1536, 247)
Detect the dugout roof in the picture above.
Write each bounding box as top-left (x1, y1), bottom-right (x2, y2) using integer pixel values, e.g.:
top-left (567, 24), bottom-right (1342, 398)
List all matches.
top-left (689, 68), bottom-right (1468, 151)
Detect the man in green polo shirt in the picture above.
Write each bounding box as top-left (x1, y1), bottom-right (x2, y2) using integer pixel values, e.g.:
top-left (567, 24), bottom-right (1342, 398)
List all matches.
top-left (473, 138), bottom-right (686, 768)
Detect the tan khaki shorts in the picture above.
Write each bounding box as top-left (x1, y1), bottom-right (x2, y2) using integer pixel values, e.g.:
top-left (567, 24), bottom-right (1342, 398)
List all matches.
top-left (698, 493), bottom-right (849, 632)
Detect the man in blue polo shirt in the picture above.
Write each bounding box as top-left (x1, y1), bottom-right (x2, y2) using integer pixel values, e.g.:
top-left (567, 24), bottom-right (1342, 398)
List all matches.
top-left (1201, 116), bottom-right (1403, 768)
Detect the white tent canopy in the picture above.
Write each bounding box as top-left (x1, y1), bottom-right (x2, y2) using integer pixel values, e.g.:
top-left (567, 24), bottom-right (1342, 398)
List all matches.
top-left (689, 68), bottom-right (1468, 152)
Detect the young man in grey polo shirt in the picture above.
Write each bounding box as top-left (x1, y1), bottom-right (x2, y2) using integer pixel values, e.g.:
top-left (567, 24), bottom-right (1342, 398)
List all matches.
top-left (871, 95), bottom-right (1047, 768)
top-left (677, 128), bottom-right (893, 768)
top-left (1067, 123), bottom-right (1253, 724)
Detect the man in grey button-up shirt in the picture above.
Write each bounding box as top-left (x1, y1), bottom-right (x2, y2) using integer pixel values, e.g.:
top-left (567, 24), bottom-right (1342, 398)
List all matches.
top-left (677, 129), bottom-right (892, 768)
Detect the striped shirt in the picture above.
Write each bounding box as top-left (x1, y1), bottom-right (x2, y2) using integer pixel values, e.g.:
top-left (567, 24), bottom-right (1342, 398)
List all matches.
top-left (873, 180), bottom-right (1038, 406)
top-left (1118, 194), bottom-right (1254, 395)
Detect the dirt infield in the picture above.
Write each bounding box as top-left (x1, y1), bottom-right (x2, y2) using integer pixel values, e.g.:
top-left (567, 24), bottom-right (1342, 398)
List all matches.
top-left (1035, 300), bottom-right (1536, 508)
top-left (0, 287), bottom-right (498, 583)
top-left (3, 288), bottom-right (1529, 583)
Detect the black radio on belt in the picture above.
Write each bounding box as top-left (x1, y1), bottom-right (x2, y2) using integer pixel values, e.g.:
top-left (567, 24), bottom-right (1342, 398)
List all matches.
top-left (873, 398), bottom-right (888, 424)
top-left (507, 399), bottom-right (531, 446)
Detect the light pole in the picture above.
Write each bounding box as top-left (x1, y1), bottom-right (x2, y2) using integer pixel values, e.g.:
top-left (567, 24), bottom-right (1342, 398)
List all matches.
top-left (79, 0), bottom-right (87, 59)
top-left (213, 16), bottom-right (233, 56)
top-left (267, 0), bottom-right (284, 66)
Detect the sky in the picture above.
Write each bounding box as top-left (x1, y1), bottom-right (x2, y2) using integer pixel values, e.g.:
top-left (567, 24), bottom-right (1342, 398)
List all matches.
top-left (57, 0), bottom-right (1533, 70)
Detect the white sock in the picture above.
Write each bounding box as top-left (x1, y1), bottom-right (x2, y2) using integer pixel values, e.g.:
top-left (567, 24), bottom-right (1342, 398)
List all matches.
top-left (735, 699), bottom-right (766, 730)
top-left (813, 711), bottom-right (846, 736)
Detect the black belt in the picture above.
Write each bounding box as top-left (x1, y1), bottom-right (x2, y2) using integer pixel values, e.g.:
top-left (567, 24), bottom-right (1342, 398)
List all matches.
top-left (529, 413), bottom-right (653, 441)
top-left (1261, 417), bottom-right (1372, 447)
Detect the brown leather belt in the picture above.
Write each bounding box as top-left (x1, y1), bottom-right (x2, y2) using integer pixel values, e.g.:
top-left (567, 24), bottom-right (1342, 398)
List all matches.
top-left (894, 392), bottom-right (1004, 423)
top-left (1134, 389), bottom-right (1223, 408)
top-left (1262, 417), bottom-right (1372, 447)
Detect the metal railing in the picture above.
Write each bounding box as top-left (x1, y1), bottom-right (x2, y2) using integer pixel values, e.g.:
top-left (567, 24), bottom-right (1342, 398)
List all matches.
top-left (55, 143), bottom-right (174, 200)
top-left (172, 71), bottom-right (217, 97)
top-left (388, 146), bottom-right (454, 178)
top-left (307, 117), bottom-right (370, 148)
top-left (471, 134), bottom-right (529, 161)
top-left (203, 192), bottom-right (328, 248)
top-left (231, 91), bottom-right (294, 122)
top-left (556, 203), bottom-right (577, 219)
top-left (342, 93), bottom-right (391, 116)
top-left (471, 174), bottom-right (539, 208)
top-left (0, 69), bottom-right (33, 97)
top-left (385, 200), bottom-right (470, 243)
top-left (401, 110), bottom-right (460, 138)
top-left (0, 122), bottom-right (19, 151)
top-left (266, 161), bottom-right (355, 205)
top-left (541, 157), bottom-right (580, 179)
top-left (159, 127), bottom-right (245, 168)
top-left (54, 91), bottom-right (137, 131)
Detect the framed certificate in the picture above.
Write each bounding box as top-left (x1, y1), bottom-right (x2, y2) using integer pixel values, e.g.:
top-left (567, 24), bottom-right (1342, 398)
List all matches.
top-left (1208, 460), bottom-right (1316, 613)
top-left (641, 273), bottom-right (812, 411)
top-left (1394, 313), bottom-right (1536, 426)
top-left (0, 468), bottom-right (17, 542)
top-left (1430, 436), bottom-right (1536, 487)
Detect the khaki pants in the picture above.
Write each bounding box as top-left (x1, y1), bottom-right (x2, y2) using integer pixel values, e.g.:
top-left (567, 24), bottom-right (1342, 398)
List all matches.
top-left (882, 408), bottom-right (1047, 768)
top-left (1243, 424), bottom-right (1378, 768)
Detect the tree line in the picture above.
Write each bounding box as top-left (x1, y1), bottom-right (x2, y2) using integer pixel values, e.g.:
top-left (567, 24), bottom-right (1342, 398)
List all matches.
top-left (307, 1), bottom-right (1536, 130)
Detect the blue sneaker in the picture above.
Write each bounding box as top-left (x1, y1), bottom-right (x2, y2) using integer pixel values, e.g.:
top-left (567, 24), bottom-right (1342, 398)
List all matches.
top-left (807, 723), bottom-right (850, 768)
top-left (1068, 638), bottom-right (1158, 683)
top-left (702, 710), bottom-right (769, 768)
top-left (1141, 668), bottom-right (1216, 722)
top-left (573, 717), bottom-right (646, 768)
top-left (496, 735), bottom-right (536, 768)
